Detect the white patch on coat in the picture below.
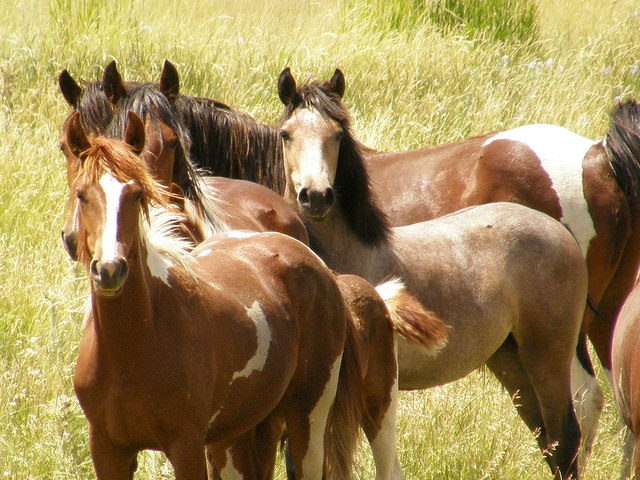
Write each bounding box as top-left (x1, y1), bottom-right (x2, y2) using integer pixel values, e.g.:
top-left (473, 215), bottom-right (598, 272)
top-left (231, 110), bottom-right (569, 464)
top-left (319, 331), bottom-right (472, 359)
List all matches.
top-left (231, 301), bottom-right (272, 381)
top-left (483, 124), bottom-right (598, 256)
top-left (218, 449), bottom-right (243, 480)
top-left (197, 248), bottom-right (212, 258)
top-left (370, 335), bottom-right (403, 480)
top-left (226, 230), bottom-right (260, 240)
top-left (301, 352), bottom-right (343, 478)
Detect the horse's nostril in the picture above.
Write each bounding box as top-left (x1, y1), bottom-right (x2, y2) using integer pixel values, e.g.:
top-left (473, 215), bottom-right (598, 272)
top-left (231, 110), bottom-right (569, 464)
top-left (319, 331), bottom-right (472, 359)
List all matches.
top-left (298, 187), bottom-right (310, 205)
top-left (324, 187), bottom-right (335, 207)
top-left (90, 259), bottom-right (100, 280)
top-left (61, 230), bottom-right (78, 260)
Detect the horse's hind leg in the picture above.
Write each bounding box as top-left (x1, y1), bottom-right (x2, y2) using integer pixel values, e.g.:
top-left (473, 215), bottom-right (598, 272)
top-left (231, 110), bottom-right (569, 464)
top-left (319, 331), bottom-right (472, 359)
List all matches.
top-left (487, 337), bottom-right (551, 460)
top-left (571, 333), bottom-right (603, 472)
top-left (517, 337), bottom-right (581, 479)
top-left (362, 336), bottom-right (403, 480)
top-left (618, 426), bottom-right (636, 480)
top-left (284, 354), bottom-right (343, 480)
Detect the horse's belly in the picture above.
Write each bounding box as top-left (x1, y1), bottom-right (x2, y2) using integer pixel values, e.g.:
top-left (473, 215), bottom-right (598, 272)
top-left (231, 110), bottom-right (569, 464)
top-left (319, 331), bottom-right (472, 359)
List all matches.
top-left (396, 327), bottom-right (510, 390)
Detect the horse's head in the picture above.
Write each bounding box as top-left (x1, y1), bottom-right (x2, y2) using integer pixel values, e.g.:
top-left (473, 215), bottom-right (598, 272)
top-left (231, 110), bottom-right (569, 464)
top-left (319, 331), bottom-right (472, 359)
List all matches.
top-left (63, 111), bottom-right (166, 296)
top-left (277, 67), bottom-right (346, 219)
top-left (277, 67), bottom-right (390, 245)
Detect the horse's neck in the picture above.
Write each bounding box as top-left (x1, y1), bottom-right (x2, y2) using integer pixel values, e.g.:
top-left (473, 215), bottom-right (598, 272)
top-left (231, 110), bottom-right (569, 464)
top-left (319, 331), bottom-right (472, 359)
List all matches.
top-left (305, 208), bottom-right (399, 285)
top-left (89, 244), bottom-right (162, 352)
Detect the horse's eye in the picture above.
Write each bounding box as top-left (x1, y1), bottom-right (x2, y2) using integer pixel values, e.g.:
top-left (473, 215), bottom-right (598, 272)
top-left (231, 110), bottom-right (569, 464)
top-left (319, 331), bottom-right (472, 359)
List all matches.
top-left (279, 130), bottom-right (290, 142)
top-left (76, 190), bottom-right (86, 203)
top-left (134, 190), bottom-right (142, 201)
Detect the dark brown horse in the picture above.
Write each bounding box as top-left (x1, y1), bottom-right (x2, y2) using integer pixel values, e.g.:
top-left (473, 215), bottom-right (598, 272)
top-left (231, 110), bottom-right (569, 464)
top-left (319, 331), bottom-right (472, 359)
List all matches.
top-left (612, 280), bottom-right (640, 480)
top-left (63, 62), bottom-right (640, 408)
top-left (275, 68), bottom-right (600, 479)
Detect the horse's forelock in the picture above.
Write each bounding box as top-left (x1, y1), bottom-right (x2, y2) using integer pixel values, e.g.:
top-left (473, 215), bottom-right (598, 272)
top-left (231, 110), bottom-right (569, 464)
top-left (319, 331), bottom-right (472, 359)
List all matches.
top-left (75, 81), bottom-right (115, 135)
top-left (80, 137), bottom-right (169, 213)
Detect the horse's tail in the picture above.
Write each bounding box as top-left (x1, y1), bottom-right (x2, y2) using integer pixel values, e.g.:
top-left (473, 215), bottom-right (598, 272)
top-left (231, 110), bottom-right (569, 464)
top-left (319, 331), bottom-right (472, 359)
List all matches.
top-left (605, 98), bottom-right (640, 215)
top-left (324, 304), bottom-right (367, 480)
top-left (376, 278), bottom-right (448, 352)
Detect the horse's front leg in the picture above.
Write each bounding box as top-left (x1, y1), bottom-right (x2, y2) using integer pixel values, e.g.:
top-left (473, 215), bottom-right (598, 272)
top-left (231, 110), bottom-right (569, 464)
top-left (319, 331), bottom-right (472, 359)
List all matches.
top-left (88, 426), bottom-right (138, 480)
top-left (166, 437), bottom-right (208, 480)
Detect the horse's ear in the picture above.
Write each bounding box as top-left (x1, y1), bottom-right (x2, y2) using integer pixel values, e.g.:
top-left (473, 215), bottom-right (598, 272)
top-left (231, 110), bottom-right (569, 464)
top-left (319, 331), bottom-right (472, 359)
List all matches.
top-left (124, 111), bottom-right (146, 155)
top-left (159, 60), bottom-right (180, 101)
top-left (328, 69), bottom-right (345, 99)
top-left (66, 112), bottom-right (91, 160)
top-left (58, 70), bottom-right (82, 107)
top-left (102, 60), bottom-right (126, 104)
top-left (278, 67), bottom-right (297, 105)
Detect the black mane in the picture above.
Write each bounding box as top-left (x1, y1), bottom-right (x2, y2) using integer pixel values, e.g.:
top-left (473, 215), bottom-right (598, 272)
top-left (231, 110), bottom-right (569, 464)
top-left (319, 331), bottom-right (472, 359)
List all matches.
top-left (606, 98), bottom-right (640, 214)
top-left (175, 95), bottom-right (284, 193)
top-left (280, 81), bottom-right (390, 245)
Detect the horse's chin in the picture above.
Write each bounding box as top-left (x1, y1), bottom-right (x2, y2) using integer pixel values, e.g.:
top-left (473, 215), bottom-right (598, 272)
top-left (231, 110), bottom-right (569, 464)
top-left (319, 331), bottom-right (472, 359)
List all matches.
top-left (92, 282), bottom-right (124, 298)
top-left (299, 205), bottom-right (332, 221)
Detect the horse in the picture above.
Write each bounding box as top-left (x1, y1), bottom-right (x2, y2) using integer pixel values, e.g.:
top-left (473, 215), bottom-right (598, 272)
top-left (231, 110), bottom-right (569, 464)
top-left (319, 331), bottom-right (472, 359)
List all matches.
top-left (275, 68), bottom-right (598, 479)
top-left (64, 115), bottom-right (448, 479)
top-left (612, 279), bottom-right (640, 480)
top-left (84, 61), bottom-right (640, 407)
top-left (58, 62), bottom-right (307, 263)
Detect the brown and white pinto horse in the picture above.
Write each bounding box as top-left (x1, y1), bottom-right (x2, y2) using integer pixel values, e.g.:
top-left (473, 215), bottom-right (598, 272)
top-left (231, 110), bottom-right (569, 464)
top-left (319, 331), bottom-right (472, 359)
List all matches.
top-left (65, 118), bottom-right (447, 479)
top-left (276, 68), bottom-right (596, 479)
top-left (612, 280), bottom-right (640, 480)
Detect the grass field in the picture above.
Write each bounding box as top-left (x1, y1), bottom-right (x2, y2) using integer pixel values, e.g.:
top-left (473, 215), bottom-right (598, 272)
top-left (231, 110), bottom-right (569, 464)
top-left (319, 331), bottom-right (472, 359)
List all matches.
top-left (1, 0), bottom-right (639, 478)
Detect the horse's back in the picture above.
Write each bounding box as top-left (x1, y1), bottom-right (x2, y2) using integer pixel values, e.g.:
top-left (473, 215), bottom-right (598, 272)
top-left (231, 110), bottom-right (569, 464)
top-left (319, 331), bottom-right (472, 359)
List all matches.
top-left (192, 231), bottom-right (344, 334)
top-left (202, 176), bottom-right (309, 244)
top-left (612, 282), bottom-right (640, 435)
top-left (395, 202), bottom-right (588, 322)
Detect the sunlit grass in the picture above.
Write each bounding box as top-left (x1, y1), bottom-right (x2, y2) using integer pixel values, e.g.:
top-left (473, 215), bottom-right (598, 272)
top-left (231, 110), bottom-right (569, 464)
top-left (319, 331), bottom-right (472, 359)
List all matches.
top-left (1, 0), bottom-right (639, 477)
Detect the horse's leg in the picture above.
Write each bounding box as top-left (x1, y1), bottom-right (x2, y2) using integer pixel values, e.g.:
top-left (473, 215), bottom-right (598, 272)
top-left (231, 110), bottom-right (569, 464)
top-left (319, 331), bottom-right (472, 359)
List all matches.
top-left (517, 336), bottom-right (581, 479)
top-left (633, 432), bottom-right (640, 480)
top-left (486, 337), bottom-right (550, 460)
top-left (205, 446), bottom-right (221, 480)
top-left (618, 426), bottom-right (635, 480)
top-left (206, 432), bottom-right (258, 480)
top-left (570, 334), bottom-right (603, 472)
top-left (284, 358), bottom-right (342, 480)
top-left (166, 437), bottom-right (208, 480)
top-left (362, 336), bottom-right (403, 480)
top-left (88, 426), bottom-right (138, 480)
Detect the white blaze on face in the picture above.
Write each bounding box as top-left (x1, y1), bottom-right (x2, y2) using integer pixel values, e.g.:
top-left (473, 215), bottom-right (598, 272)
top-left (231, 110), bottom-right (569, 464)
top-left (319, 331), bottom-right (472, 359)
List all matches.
top-left (282, 108), bottom-right (341, 196)
top-left (98, 174), bottom-right (127, 265)
top-left (483, 124), bottom-right (598, 256)
top-left (231, 301), bottom-right (272, 381)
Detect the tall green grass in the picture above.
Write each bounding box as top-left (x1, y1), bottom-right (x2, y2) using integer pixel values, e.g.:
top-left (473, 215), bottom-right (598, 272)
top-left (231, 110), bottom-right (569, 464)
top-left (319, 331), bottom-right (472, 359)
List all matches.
top-left (1, 0), bottom-right (639, 478)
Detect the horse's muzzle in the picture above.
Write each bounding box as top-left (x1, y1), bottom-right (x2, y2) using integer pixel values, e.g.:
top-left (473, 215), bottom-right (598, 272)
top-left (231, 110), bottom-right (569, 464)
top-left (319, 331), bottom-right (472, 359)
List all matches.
top-left (90, 258), bottom-right (129, 296)
top-left (298, 186), bottom-right (335, 219)
top-left (61, 230), bottom-right (78, 261)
